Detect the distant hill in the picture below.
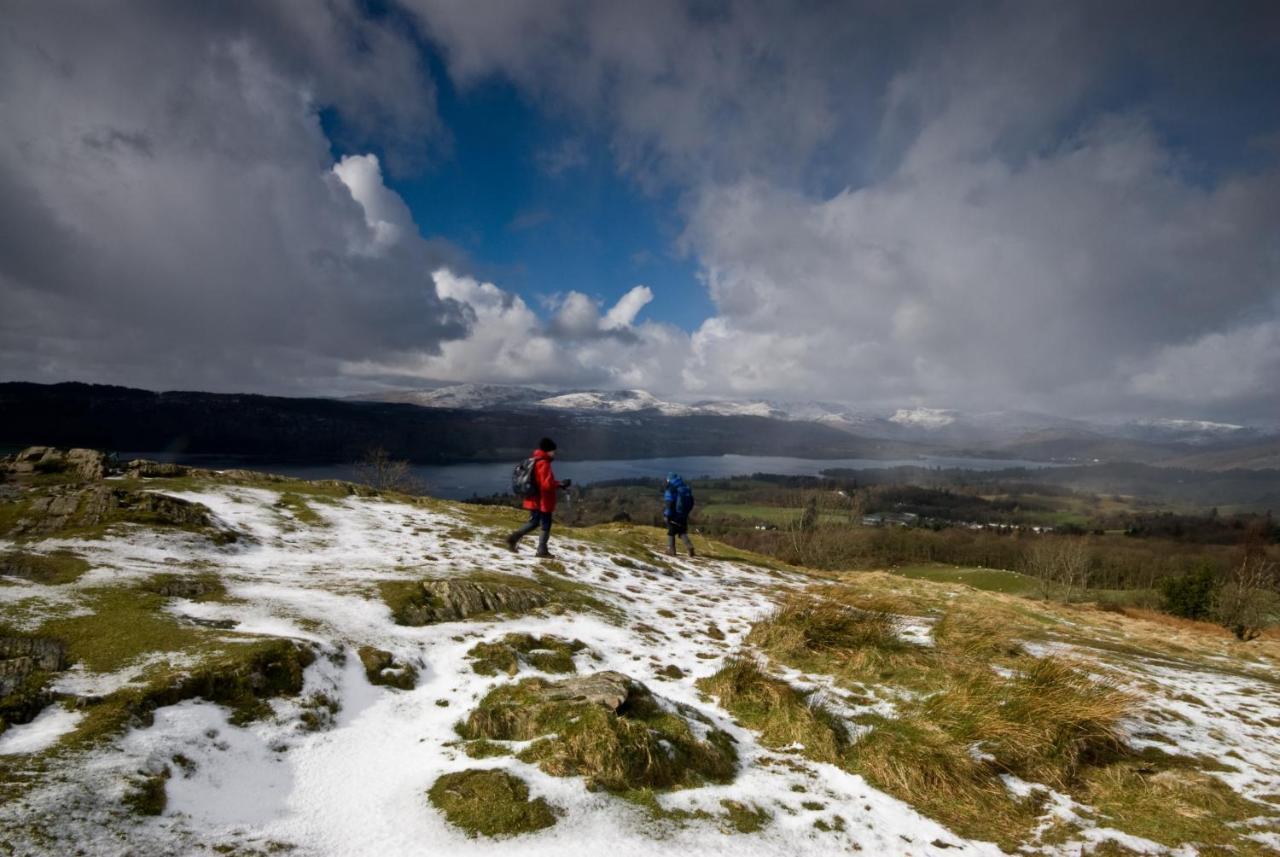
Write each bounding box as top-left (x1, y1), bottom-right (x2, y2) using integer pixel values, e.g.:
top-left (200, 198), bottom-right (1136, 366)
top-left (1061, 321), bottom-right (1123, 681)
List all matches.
top-left (0, 382), bottom-right (921, 464)
top-left (1165, 438), bottom-right (1280, 471)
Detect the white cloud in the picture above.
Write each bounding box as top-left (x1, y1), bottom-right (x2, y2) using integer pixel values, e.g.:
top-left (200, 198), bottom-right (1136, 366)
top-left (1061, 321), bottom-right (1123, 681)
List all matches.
top-left (343, 271), bottom-right (687, 391)
top-left (332, 154), bottom-right (416, 252)
top-left (601, 285), bottom-right (653, 330)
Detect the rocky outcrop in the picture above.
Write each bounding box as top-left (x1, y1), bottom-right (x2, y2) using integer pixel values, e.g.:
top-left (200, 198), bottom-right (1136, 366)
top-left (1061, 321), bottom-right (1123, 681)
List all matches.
top-left (394, 578), bottom-right (550, 625)
top-left (2, 447), bottom-right (106, 481)
top-left (529, 670), bottom-right (633, 711)
top-left (357, 646), bottom-right (418, 690)
top-left (0, 636), bottom-right (68, 697)
top-left (458, 671), bottom-right (738, 793)
top-left (124, 459), bottom-right (189, 479)
top-left (0, 635), bottom-right (69, 730)
top-left (6, 484), bottom-right (224, 539)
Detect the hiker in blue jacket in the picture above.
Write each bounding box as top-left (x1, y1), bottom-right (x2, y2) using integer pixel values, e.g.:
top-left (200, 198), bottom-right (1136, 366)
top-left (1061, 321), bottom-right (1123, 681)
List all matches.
top-left (662, 472), bottom-right (696, 557)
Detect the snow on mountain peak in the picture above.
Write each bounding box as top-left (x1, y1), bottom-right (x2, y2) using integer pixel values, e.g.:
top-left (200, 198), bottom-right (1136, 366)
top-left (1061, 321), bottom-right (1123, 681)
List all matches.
top-left (889, 407), bottom-right (957, 428)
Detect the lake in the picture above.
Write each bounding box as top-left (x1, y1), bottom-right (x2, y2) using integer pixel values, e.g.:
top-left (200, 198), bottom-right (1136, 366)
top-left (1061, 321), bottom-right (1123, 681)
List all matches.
top-left (117, 452), bottom-right (1058, 500)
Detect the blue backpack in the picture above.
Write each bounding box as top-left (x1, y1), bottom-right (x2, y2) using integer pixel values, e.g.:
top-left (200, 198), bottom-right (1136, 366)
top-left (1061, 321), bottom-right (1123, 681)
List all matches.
top-left (667, 478), bottom-right (695, 519)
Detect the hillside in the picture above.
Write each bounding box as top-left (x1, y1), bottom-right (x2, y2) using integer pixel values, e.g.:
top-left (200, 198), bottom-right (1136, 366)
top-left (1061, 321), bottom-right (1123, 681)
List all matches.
top-left (0, 382), bottom-right (918, 464)
top-left (1, 453), bottom-right (1278, 855)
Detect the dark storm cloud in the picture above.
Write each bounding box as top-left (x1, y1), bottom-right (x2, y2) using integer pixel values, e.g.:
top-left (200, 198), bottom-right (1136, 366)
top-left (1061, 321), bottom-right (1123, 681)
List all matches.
top-left (0, 0), bottom-right (467, 394)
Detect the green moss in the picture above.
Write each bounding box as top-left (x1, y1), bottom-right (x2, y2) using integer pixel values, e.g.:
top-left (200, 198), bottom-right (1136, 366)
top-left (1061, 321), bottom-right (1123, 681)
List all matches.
top-left (466, 634), bottom-right (586, 676)
top-left (461, 739), bottom-right (512, 759)
top-left (299, 692), bottom-right (341, 732)
top-left (427, 769), bottom-right (558, 838)
top-left (458, 677), bottom-right (737, 793)
top-left (0, 550), bottom-right (91, 585)
top-left (273, 493), bottom-right (327, 527)
top-left (67, 638), bottom-right (316, 747)
top-left (123, 770), bottom-right (168, 816)
top-left (141, 572), bottom-right (229, 602)
top-left (357, 646), bottom-right (418, 690)
top-left (719, 799), bottom-right (770, 833)
top-left (38, 587), bottom-right (218, 673)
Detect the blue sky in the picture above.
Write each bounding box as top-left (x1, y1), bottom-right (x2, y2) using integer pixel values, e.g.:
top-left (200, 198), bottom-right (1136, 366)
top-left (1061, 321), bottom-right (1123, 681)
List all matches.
top-left (322, 44), bottom-right (714, 333)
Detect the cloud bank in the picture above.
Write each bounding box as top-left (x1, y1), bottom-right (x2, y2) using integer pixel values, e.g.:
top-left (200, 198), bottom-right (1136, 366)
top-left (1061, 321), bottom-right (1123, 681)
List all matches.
top-left (3, 1), bottom-right (1278, 422)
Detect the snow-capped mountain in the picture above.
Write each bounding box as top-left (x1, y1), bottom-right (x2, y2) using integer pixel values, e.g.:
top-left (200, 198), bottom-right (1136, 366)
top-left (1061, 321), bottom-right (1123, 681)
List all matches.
top-left (537, 389), bottom-right (695, 416)
top-left (353, 384), bottom-right (1276, 452)
top-left (1106, 418), bottom-right (1264, 446)
top-left (889, 407), bottom-right (957, 429)
top-left (368, 384), bottom-right (555, 410)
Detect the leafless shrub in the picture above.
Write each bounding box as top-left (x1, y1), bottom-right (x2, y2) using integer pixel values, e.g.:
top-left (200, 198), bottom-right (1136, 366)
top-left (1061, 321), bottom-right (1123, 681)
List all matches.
top-left (1215, 555), bottom-right (1280, 641)
top-left (354, 447), bottom-right (422, 494)
top-left (1025, 538), bottom-right (1091, 601)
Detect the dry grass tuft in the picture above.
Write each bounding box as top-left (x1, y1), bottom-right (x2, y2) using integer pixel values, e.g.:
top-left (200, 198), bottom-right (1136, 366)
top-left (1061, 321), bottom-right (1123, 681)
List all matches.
top-left (697, 658), bottom-right (848, 764)
top-left (747, 595), bottom-right (903, 662)
top-left (458, 677), bottom-right (736, 793)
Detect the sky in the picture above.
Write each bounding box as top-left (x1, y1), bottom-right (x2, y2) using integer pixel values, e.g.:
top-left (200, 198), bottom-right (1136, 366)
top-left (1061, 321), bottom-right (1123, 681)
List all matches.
top-left (1, 1), bottom-right (1278, 423)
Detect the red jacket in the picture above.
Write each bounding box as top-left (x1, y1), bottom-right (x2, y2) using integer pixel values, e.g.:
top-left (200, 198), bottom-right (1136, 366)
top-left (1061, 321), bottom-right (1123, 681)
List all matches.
top-left (522, 449), bottom-right (561, 513)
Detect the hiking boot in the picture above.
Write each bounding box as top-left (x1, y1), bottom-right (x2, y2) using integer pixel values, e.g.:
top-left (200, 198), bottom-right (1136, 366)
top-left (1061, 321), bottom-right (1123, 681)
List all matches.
top-left (535, 549), bottom-right (555, 559)
top-left (689, 547), bottom-right (697, 557)
top-left (504, 533), bottom-right (519, 553)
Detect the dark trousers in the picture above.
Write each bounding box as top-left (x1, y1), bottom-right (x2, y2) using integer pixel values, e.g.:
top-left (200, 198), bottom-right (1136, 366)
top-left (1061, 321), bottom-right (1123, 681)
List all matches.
top-left (511, 509), bottom-right (552, 552)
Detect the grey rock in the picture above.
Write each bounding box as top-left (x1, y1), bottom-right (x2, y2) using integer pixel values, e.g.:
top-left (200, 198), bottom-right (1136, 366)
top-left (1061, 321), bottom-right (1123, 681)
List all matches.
top-left (125, 459), bottom-right (189, 478)
top-left (397, 579), bottom-right (550, 625)
top-left (9, 485), bottom-right (218, 537)
top-left (0, 636), bottom-right (68, 697)
top-left (532, 670), bottom-right (635, 711)
top-left (1, 446), bottom-right (105, 481)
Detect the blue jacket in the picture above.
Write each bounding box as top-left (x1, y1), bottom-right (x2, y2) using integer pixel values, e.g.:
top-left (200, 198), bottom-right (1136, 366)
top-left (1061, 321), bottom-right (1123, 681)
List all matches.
top-left (663, 474), bottom-right (695, 523)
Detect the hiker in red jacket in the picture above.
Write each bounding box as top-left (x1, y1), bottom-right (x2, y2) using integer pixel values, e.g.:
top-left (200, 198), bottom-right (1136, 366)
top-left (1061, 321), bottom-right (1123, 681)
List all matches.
top-left (506, 437), bottom-right (571, 558)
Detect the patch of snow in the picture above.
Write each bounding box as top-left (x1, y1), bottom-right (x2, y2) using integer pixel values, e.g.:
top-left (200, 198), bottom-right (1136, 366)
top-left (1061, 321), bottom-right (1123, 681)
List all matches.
top-left (889, 407), bottom-right (957, 428)
top-left (0, 706), bottom-right (83, 755)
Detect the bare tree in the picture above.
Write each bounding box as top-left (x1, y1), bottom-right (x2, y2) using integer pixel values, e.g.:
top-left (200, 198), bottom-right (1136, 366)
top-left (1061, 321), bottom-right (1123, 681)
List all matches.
top-left (1215, 556), bottom-right (1280, 641)
top-left (1025, 537), bottom-right (1091, 601)
top-left (354, 447), bottom-right (421, 494)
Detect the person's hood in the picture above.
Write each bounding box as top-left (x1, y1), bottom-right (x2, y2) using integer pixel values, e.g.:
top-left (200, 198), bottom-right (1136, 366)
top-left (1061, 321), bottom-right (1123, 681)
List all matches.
top-left (666, 473), bottom-right (684, 487)
top-left (533, 449), bottom-right (553, 461)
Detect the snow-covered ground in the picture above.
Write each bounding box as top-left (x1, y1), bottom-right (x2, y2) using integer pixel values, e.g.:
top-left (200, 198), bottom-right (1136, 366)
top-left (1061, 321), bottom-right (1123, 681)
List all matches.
top-left (1, 483), bottom-right (1277, 856)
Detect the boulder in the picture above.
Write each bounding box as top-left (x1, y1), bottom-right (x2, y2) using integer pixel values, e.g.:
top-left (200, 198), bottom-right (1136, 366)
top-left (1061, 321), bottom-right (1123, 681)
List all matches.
top-left (530, 671), bottom-right (633, 711)
top-left (1, 446), bottom-right (105, 481)
top-left (357, 646), bottom-right (418, 690)
top-left (8, 485), bottom-right (218, 537)
top-left (397, 579), bottom-right (550, 625)
top-left (0, 635), bottom-right (68, 699)
top-left (125, 459), bottom-right (189, 479)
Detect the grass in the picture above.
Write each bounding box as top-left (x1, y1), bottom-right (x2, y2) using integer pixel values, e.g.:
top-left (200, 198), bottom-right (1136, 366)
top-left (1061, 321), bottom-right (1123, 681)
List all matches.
top-left (697, 658), bottom-right (848, 764)
top-left (457, 677), bottom-right (737, 793)
top-left (38, 587), bottom-right (220, 673)
top-left (1080, 762), bottom-right (1278, 855)
top-left (725, 581), bottom-right (1160, 851)
top-left (466, 634), bottom-right (588, 676)
top-left (67, 637), bottom-right (317, 746)
top-left (357, 646), bottom-right (418, 690)
top-left (122, 770), bottom-right (169, 816)
top-left (273, 493), bottom-right (327, 527)
top-left (892, 563), bottom-right (1040, 596)
top-left (427, 769), bottom-right (558, 838)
